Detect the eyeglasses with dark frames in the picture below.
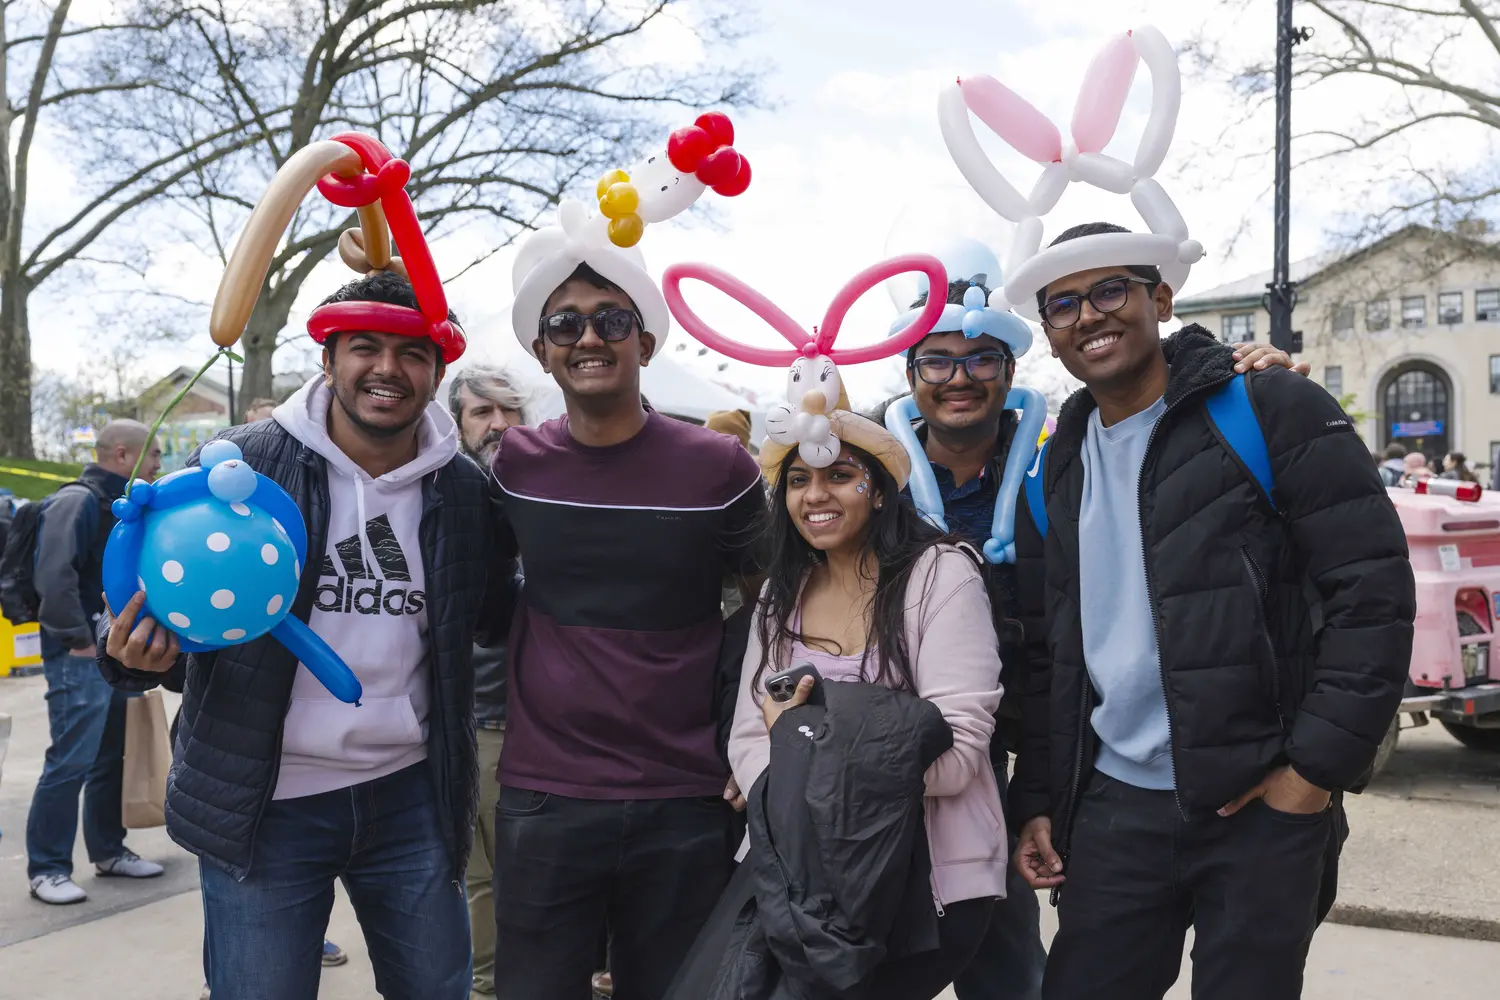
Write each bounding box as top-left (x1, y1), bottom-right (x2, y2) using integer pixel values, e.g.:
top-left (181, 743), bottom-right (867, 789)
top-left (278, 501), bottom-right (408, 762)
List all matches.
top-left (1040, 276), bottom-right (1158, 330)
top-left (909, 350), bottom-right (1011, 385)
top-left (538, 307), bottom-right (641, 347)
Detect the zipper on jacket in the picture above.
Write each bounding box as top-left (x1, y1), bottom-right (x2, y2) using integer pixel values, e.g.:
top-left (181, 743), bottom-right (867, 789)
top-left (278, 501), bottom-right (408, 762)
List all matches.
top-left (1240, 547), bottom-right (1286, 730)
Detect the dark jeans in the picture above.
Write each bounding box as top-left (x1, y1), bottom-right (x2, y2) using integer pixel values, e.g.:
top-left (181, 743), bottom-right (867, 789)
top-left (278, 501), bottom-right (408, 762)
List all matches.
top-left (1045, 772), bottom-right (1332, 1000)
top-left (25, 653), bottom-right (127, 878)
top-left (952, 767), bottom-right (1046, 1000)
top-left (199, 763), bottom-right (470, 1000)
top-left (492, 789), bottom-right (733, 1000)
top-left (854, 896), bottom-right (995, 1000)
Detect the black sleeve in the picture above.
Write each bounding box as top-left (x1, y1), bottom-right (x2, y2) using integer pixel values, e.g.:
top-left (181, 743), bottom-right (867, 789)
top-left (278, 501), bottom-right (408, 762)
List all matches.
top-left (714, 605), bottom-right (753, 769)
top-left (476, 487), bottom-right (522, 648)
top-left (34, 487), bottom-right (98, 650)
top-left (718, 460), bottom-right (768, 581)
top-left (94, 614), bottom-right (184, 692)
top-left (1008, 466), bottom-right (1053, 825)
top-left (1252, 368), bottom-right (1416, 792)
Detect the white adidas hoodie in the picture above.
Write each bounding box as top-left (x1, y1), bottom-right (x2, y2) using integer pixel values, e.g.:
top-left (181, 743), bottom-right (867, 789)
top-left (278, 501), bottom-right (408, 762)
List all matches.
top-left (271, 377), bottom-right (459, 800)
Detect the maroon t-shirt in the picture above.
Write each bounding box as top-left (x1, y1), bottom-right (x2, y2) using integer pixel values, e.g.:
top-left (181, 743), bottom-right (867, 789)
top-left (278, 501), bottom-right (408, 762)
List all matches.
top-left (492, 410), bottom-right (764, 799)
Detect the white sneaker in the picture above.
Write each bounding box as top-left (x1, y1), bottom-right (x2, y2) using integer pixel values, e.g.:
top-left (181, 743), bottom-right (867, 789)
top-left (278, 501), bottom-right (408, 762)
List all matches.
top-left (30, 874), bottom-right (87, 905)
top-left (94, 849), bottom-right (164, 879)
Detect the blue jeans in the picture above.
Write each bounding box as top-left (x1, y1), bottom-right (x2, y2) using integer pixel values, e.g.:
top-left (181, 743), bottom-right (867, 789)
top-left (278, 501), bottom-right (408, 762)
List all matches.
top-left (25, 653), bottom-right (128, 878)
top-left (952, 764), bottom-right (1047, 1000)
top-left (199, 762), bottom-right (470, 1000)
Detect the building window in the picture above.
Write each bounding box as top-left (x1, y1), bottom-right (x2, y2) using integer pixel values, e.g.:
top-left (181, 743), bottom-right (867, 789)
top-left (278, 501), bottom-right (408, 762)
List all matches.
top-left (1478, 289), bottom-right (1500, 322)
top-left (1331, 304), bottom-right (1355, 334)
top-left (1491, 355), bottom-right (1500, 394)
top-left (1222, 312), bottom-right (1255, 343)
top-left (1439, 291), bottom-right (1464, 325)
top-left (1366, 300), bottom-right (1390, 331)
top-left (1401, 295), bottom-right (1426, 328)
top-left (1325, 365), bottom-right (1343, 398)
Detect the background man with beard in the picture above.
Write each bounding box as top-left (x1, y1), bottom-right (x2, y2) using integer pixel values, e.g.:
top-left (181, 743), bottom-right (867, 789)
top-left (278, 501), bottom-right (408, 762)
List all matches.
top-left (1011, 223), bottom-right (1413, 999)
top-left (99, 271), bottom-right (517, 1000)
top-left (880, 271), bottom-right (1303, 1000)
top-left (448, 364), bottom-right (529, 997)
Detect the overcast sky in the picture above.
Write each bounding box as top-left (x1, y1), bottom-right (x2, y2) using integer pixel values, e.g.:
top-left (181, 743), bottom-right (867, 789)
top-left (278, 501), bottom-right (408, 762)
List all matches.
top-left (28, 0), bottom-right (1443, 410)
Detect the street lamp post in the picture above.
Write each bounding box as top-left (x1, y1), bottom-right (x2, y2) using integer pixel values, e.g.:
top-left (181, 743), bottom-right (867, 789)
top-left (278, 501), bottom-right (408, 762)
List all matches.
top-left (1265, 0), bottom-right (1312, 353)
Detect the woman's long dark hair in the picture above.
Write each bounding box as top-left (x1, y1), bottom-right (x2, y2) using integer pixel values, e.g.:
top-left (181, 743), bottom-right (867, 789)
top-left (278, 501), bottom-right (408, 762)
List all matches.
top-left (755, 442), bottom-right (949, 693)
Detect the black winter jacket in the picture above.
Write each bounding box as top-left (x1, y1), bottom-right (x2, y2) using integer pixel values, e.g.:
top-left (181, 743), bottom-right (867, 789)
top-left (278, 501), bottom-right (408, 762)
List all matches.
top-left (97, 420), bottom-right (518, 881)
top-left (1011, 328), bottom-right (1415, 852)
top-left (697, 683), bottom-right (953, 999)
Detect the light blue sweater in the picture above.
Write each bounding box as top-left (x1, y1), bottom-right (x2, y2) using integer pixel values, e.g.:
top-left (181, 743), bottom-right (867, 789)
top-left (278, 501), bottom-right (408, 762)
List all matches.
top-left (1078, 397), bottom-right (1175, 790)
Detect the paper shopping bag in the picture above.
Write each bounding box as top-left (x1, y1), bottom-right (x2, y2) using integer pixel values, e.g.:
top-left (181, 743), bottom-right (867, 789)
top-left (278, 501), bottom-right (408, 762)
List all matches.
top-left (122, 691), bottom-right (171, 829)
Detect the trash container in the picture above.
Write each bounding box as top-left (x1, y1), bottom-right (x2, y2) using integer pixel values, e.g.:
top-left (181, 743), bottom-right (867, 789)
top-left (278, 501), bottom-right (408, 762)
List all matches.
top-left (1, 613), bottom-right (42, 677)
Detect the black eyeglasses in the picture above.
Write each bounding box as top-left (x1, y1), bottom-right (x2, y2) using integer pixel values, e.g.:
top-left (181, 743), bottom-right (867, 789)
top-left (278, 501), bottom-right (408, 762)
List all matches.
top-left (538, 307), bottom-right (640, 346)
top-left (1040, 276), bottom-right (1157, 330)
top-left (909, 351), bottom-right (1010, 385)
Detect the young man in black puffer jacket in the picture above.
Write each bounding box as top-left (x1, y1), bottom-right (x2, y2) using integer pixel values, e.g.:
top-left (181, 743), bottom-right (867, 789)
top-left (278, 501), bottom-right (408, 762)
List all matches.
top-left (1010, 223), bottom-right (1415, 1000)
top-left (98, 273), bottom-right (518, 1000)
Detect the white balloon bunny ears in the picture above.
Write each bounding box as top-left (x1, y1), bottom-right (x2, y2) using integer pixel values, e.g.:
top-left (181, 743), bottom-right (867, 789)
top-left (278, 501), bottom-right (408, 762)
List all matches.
top-left (510, 113), bottom-right (753, 357)
top-left (939, 25), bottom-right (1204, 320)
top-left (661, 255), bottom-right (951, 488)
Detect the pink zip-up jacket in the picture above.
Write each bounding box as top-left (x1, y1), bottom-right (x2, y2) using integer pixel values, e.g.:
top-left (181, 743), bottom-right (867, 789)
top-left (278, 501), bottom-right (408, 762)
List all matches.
top-left (729, 544), bottom-right (1009, 908)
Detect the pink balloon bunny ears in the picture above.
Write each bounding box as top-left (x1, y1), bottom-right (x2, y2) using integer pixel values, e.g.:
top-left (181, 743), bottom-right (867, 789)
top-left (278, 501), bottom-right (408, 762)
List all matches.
top-left (939, 25), bottom-right (1204, 318)
top-left (661, 254), bottom-right (949, 369)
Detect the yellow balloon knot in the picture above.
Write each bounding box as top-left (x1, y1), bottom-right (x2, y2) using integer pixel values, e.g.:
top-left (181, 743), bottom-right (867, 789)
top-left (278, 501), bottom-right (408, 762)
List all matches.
top-left (596, 169), bottom-right (630, 200)
top-left (607, 213), bottom-right (645, 248)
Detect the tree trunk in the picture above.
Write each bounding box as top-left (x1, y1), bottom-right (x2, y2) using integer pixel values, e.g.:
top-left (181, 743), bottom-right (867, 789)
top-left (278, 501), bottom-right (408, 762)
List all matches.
top-left (237, 286), bottom-right (297, 418)
top-left (0, 277), bottom-right (34, 458)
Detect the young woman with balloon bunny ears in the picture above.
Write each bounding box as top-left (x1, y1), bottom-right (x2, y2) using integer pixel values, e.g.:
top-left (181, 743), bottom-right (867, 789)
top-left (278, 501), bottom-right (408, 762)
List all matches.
top-left (490, 114), bottom-right (768, 1000)
top-left (97, 132), bottom-right (519, 1000)
top-left (664, 255), bottom-right (1012, 999)
top-left (941, 26), bottom-right (1413, 1000)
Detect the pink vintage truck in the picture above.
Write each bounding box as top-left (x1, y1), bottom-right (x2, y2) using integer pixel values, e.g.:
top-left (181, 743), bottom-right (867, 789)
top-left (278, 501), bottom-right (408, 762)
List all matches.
top-left (1374, 483), bottom-right (1500, 775)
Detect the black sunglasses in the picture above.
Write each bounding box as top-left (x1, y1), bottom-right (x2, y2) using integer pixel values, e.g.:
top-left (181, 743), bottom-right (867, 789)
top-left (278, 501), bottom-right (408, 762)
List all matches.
top-left (1040, 276), bottom-right (1157, 330)
top-left (909, 350), bottom-right (1011, 385)
top-left (538, 307), bottom-right (640, 347)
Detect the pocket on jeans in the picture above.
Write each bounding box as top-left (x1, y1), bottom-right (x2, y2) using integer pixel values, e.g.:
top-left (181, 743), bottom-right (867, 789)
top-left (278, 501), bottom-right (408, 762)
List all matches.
top-left (1253, 798), bottom-right (1329, 824)
top-left (496, 786), bottom-right (549, 817)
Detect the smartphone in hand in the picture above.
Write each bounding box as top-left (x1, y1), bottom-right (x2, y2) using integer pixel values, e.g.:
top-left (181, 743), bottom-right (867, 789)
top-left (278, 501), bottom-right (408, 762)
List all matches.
top-left (765, 662), bottom-right (824, 706)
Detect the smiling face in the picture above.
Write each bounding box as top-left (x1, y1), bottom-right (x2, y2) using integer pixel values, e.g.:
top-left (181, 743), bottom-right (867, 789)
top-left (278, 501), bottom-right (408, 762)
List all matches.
top-left (534, 277), bottom-right (655, 403)
top-left (631, 149), bottom-right (708, 223)
top-left (907, 331), bottom-right (1014, 438)
top-left (1040, 266), bottom-right (1174, 392)
top-left (785, 446), bottom-right (881, 556)
top-left (323, 331), bottom-right (444, 438)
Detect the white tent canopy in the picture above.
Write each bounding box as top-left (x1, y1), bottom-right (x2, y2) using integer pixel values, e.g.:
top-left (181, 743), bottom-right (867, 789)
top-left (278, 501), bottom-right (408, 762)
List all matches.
top-left (529, 352), bottom-right (768, 443)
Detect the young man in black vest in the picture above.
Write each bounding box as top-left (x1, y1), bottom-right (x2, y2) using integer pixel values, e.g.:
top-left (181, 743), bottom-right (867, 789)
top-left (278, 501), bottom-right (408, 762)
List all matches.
top-left (1011, 223), bottom-right (1415, 999)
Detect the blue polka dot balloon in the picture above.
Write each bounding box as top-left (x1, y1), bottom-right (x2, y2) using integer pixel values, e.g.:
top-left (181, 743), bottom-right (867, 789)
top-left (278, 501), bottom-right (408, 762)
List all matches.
top-left (103, 440), bottom-right (362, 703)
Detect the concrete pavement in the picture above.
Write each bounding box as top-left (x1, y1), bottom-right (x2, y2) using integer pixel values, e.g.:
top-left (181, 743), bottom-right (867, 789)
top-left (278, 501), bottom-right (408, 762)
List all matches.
top-left (4, 672), bottom-right (1500, 997)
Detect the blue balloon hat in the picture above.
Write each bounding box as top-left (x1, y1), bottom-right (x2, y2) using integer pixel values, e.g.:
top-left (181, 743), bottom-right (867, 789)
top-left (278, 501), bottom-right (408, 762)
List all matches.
top-left (102, 440), bottom-right (362, 704)
top-left (887, 239), bottom-right (1033, 360)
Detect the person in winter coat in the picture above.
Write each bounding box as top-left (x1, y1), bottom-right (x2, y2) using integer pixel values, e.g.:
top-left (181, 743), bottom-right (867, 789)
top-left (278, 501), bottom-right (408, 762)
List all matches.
top-left (1010, 222), bottom-right (1416, 1000)
top-left (1440, 452), bottom-right (1480, 483)
top-left (1377, 443), bottom-right (1408, 487)
top-left (98, 271), bottom-right (518, 1000)
top-left (729, 398), bottom-right (1008, 1000)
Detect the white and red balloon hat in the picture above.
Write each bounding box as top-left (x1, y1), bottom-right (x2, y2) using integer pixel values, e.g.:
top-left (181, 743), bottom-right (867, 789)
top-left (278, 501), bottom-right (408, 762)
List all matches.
top-left (510, 112), bottom-right (752, 357)
top-left (938, 25), bottom-right (1203, 319)
top-left (662, 255), bottom-right (952, 487)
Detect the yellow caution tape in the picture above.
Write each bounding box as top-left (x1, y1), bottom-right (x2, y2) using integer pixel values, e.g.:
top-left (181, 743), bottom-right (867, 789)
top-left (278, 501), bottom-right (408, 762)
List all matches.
top-left (0, 464), bottom-right (74, 484)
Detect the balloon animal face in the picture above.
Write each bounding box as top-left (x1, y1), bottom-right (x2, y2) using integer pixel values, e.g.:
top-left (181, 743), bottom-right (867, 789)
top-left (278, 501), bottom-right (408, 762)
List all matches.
top-left (107, 440), bottom-right (303, 650)
top-left (632, 149), bottom-right (707, 224)
top-left (765, 355), bottom-right (842, 469)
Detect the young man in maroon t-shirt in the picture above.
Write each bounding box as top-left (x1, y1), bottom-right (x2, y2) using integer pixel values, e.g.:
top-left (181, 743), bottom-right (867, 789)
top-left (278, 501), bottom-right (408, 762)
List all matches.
top-left (491, 260), bottom-right (763, 999)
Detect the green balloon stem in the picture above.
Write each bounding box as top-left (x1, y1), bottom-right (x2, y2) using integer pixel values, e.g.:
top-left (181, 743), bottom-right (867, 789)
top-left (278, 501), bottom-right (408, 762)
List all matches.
top-left (125, 348), bottom-right (232, 498)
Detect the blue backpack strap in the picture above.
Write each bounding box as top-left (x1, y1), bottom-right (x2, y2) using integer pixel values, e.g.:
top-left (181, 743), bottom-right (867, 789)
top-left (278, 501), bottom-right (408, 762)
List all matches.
top-left (1204, 373), bottom-right (1277, 511)
top-left (1023, 438), bottom-right (1049, 538)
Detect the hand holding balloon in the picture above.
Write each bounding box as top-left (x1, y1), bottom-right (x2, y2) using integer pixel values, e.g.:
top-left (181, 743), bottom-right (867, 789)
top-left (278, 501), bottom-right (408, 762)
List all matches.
top-left (102, 440), bottom-right (362, 704)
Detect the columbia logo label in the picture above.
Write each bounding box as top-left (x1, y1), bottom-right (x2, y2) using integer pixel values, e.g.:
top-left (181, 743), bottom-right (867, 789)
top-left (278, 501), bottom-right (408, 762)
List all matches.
top-left (1326, 419), bottom-right (1349, 428)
